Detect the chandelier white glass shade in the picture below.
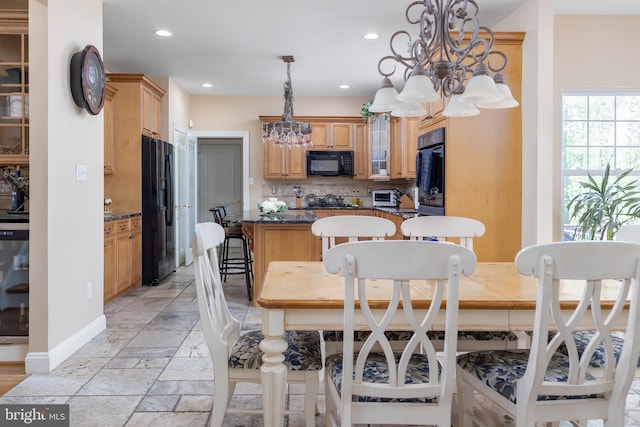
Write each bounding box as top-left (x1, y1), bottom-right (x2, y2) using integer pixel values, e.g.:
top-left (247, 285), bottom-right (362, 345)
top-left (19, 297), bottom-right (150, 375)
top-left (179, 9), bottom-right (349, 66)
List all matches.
top-left (369, 0), bottom-right (519, 118)
top-left (262, 56), bottom-right (313, 148)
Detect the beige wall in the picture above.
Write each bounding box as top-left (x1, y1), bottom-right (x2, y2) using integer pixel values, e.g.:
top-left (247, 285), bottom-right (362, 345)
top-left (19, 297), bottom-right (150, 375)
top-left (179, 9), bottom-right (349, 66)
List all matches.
top-left (554, 15), bottom-right (640, 238)
top-left (28, 0), bottom-right (105, 372)
top-left (189, 95), bottom-right (369, 206)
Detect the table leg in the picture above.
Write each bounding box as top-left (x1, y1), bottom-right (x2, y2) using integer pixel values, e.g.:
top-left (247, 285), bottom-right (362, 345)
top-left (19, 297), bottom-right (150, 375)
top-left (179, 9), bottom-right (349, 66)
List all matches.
top-left (260, 308), bottom-right (288, 427)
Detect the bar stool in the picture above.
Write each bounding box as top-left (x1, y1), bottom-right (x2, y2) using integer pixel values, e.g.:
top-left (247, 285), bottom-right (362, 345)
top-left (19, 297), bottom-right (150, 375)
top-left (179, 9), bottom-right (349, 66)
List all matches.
top-left (209, 206), bottom-right (253, 300)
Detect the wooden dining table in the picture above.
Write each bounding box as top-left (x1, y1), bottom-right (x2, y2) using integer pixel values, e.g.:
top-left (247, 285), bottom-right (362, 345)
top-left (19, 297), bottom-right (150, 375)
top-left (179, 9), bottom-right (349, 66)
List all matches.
top-left (256, 260), bottom-right (629, 427)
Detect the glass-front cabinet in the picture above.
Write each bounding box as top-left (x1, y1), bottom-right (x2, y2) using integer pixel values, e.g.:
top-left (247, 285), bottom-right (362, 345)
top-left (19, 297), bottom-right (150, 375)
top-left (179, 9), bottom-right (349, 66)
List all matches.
top-left (368, 115), bottom-right (389, 178)
top-left (0, 11), bottom-right (29, 166)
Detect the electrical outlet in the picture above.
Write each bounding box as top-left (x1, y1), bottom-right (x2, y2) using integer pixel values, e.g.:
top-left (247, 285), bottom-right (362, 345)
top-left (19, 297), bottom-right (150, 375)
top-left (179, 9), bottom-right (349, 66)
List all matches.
top-left (87, 281), bottom-right (93, 299)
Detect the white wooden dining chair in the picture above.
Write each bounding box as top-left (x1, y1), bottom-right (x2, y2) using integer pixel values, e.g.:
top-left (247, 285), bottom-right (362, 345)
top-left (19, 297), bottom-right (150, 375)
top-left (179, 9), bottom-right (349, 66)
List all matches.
top-left (311, 214), bottom-right (396, 258)
top-left (312, 215), bottom-right (399, 356)
top-left (456, 241), bottom-right (640, 426)
top-left (323, 240), bottom-right (477, 426)
top-left (401, 215), bottom-right (522, 351)
top-left (193, 222), bottom-right (322, 427)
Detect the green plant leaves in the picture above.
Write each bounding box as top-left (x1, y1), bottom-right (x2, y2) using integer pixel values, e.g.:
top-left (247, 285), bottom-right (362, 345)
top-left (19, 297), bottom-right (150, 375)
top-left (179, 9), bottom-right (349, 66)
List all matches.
top-left (567, 163), bottom-right (640, 240)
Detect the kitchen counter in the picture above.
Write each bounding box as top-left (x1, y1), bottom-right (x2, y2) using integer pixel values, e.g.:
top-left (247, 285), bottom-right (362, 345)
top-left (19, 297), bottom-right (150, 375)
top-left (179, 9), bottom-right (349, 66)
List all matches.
top-left (240, 209), bottom-right (318, 224)
top-left (0, 210), bottom-right (28, 223)
top-left (104, 211), bottom-right (141, 222)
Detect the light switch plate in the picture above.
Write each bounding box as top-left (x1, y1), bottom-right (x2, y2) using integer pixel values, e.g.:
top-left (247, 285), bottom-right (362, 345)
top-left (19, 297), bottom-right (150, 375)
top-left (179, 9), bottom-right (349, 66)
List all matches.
top-left (76, 164), bottom-right (87, 181)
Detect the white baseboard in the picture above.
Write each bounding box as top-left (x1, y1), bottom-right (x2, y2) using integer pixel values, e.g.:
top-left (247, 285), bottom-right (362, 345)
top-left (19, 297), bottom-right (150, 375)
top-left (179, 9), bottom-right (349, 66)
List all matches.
top-left (25, 314), bottom-right (106, 373)
top-left (0, 344), bottom-right (28, 362)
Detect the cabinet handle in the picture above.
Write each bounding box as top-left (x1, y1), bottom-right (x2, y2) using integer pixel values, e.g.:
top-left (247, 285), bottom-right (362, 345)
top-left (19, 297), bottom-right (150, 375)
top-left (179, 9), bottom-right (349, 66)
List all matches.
top-left (129, 235), bottom-right (135, 239)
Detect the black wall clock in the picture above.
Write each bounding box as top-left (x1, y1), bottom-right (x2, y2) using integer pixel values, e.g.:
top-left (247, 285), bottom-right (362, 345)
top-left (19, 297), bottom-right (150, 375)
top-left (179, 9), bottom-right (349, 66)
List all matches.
top-left (70, 45), bottom-right (106, 115)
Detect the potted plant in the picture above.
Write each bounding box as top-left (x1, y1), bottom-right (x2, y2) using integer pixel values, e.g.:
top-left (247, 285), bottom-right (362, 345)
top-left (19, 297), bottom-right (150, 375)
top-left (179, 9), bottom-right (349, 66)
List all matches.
top-left (360, 100), bottom-right (390, 123)
top-left (567, 163), bottom-right (640, 240)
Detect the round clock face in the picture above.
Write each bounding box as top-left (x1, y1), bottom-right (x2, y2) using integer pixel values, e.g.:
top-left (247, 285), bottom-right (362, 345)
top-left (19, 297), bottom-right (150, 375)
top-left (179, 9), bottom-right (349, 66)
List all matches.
top-left (70, 45), bottom-right (106, 115)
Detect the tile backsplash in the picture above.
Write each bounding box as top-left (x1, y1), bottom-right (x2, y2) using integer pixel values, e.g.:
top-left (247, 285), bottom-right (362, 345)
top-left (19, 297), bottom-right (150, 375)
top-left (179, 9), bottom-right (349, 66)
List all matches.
top-left (262, 180), bottom-right (416, 208)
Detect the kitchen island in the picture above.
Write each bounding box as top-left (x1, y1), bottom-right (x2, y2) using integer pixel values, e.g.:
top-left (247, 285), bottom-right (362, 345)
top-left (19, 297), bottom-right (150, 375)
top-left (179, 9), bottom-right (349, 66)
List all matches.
top-left (241, 210), bottom-right (321, 303)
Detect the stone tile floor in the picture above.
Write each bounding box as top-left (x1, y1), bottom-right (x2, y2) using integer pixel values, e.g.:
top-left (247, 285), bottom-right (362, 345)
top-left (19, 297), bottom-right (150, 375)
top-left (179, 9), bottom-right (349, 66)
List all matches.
top-left (1, 265), bottom-right (640, 426)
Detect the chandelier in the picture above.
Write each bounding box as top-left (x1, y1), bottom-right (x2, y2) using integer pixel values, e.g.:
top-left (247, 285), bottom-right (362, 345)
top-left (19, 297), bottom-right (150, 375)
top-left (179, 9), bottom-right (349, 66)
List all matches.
top-left (369, 0), bottom-right (519, 118)
top-left (262, 56), bottom-right (313, 148)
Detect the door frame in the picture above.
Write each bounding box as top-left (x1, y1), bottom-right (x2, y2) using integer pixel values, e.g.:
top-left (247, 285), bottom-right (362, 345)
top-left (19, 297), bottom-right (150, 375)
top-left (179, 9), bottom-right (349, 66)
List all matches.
top-left (190, 130), bottom-right (250, 222)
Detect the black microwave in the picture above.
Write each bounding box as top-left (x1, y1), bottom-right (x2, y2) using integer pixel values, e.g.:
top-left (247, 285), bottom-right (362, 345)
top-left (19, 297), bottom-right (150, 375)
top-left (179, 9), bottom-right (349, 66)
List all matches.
top-left (306, 150), bottom-right (354, 177)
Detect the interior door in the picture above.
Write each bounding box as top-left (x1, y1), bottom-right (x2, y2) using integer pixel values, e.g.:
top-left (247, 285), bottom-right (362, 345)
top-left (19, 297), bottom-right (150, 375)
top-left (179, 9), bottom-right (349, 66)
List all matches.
top-left (173, 126), bottom-right (188, 266)
top-left (186, 133), bottom-right (196, 266)
top-left (197, 139), bottom-right (243, 224)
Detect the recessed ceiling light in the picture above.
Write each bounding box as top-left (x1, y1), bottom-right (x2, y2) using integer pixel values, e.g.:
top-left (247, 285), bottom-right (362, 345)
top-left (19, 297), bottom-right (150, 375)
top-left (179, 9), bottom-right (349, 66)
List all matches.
top-left (202, 83), bottom-right (213, 88)
top-left (339, 84), bottom-right (350, 89)
top-left (154, 30), bottom-right (172, 37)
top-left (363, 33), bottom-right (380, 40)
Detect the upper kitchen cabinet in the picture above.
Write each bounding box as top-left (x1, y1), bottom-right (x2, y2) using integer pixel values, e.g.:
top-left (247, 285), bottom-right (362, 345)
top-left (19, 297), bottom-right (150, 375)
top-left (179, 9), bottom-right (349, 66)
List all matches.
top-left (260, 115), bottom-right (361, 179)
top-left (368, 115), bottom-right (390, 179)
top-left (106, 74), bottom-right (165, 139)
top-left (352, 122), bottom-right (368, 180)
top-left (0, 10), bottom-right (29, 165)
top-left (390, 116), bottom-right (419, 179)
top-left (105, 74), bottom-right (165, 212)
top-left (262, 139), bottom-right (306, 179)
top-left (306, 117), bottom-right (357, 150)
top-left (103, 84), bottom-right (117, 175)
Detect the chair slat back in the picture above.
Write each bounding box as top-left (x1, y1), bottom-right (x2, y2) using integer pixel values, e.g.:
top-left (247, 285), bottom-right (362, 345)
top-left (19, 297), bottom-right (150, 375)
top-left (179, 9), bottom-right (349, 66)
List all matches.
top-left (514, 241), bottom-right (640, 404)
top-left (400, 215), bottom-right (485, 249)
top-left (311, 215), bottom-right (396, 257)
top-left (193, 222), bottom-right (241, 361)
top-left (324, 240), bottom-right (476, 410)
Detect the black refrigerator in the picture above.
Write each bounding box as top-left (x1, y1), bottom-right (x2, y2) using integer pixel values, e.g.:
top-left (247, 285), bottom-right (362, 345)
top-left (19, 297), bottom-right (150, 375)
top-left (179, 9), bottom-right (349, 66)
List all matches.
top-left (142, 135), bottom-right (176, 285)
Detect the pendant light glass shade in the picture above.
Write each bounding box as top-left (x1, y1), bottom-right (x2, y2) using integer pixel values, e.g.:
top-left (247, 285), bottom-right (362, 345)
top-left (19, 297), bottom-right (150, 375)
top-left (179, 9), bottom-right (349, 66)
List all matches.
top-left (458, 63), bottom-right (503, 105)
top-left (443, 94), bottom-right (480, 117)
top-left (397, 65), bottom-right (439, 103)
top-left (369, 77), bottom-right (399, 112)
top-left (391, 101), bottom-right (426, 117)
top-left (475, 73), bottom-right (519, 109)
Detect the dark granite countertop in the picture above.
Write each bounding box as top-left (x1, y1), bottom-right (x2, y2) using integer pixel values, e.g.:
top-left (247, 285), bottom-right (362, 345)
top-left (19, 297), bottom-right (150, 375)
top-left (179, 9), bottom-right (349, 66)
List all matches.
top-left (104, 212), bottom-right (142, 222)
top-left (240, 210), bottom-right (319, 224)
top-left (0, 210), bottom-right (29, 223)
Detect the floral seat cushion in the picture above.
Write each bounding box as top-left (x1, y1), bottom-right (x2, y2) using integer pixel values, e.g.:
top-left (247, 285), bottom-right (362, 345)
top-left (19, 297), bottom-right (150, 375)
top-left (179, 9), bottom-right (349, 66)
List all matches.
top-left (553, 331), bottom-right (640, 368)
top-left (325, 352), bottom-right (440, 403)
top-left (322, 330), bottom-right (413, 342)
top-left (427, 330), bottom-right (519, 342)
top-left (457, 350), bottom-right (602, 404)
top-left (228, 330), bottom-right (323, 371)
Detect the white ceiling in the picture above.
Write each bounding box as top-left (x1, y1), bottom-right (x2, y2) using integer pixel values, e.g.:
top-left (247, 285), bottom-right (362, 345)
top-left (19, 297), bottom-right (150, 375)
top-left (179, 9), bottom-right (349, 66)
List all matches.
top-left (102, 0), bottom-right (639, 98)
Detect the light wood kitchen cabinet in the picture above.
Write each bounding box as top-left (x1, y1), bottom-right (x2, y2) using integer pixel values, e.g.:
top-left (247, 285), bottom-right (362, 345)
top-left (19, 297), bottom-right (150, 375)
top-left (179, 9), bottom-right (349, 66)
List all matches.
top-left (420, 31), bottom-right (524, 263)
top-left (106, 73), bottom-right (165, 137)
top-left (368, 115), bottom-right (390, 179)
top-left (105, 74), bottom-right (165, 212)
top-left (307, 121), bottom-right (353, 150)
top-left (104, 216), bottom-right (142, 303)
top-left (375, 210), bottom-right (405, 240)
top-left (352, 122), bottom-right (368, 180)
top-left (141, 84), bottom-right (163, 137)
top-left (115, 219), bottom-right (133, 295)
top-left (103, 222), bottom-right (116, 302)
top-left (0, 10), bottom-right (29, 166)
top-left (130, 216), bottom-right (142, 286)
top-left (260, 116), bottom-right (362, 179)
top-left (103, 84), bottom-right (117, 175)
top-left (262, 142), bottom-right (306, 179)
top-left (390, 116), bottom-right (419, 179)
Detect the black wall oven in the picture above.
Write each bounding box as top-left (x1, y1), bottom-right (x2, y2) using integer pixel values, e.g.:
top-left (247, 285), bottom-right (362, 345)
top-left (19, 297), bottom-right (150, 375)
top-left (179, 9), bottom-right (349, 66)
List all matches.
top-left (416, 127), bottom-right (445, 216)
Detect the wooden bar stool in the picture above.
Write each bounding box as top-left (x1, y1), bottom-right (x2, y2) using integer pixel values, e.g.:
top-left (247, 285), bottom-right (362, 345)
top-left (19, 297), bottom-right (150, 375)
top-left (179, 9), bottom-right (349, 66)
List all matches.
top-left (209, 206), bottom-right (253, 300)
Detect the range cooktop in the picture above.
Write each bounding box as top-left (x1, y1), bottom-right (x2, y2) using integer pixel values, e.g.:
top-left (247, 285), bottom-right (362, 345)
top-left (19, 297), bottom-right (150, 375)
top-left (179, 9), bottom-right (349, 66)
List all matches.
top-left (304, 193), bottom-right (350, 208)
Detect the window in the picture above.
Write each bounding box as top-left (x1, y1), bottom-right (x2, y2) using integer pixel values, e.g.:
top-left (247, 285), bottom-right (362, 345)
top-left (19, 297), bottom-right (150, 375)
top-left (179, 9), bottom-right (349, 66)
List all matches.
top-left (562, 91), bottom-right (640, 239)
